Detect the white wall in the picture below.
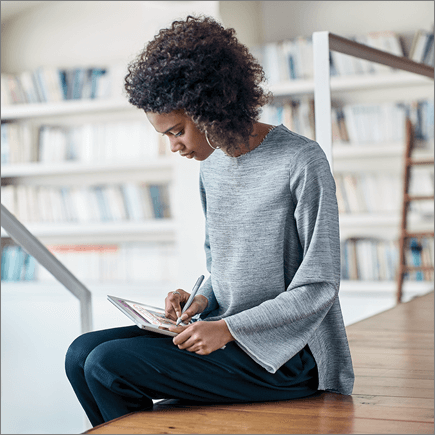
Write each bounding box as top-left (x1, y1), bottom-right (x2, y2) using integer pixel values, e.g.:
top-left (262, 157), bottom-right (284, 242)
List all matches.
top-left (261, 1), bottom-right (434, 42)
top-left (219, 1), bottom-right (263, 47)
top-left (1, 1), bottom-right (220, 74)
top-left (5, 1), bottom-right (432, 74)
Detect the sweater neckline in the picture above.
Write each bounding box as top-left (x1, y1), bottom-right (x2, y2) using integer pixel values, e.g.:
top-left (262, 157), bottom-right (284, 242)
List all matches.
top-left (223, 124), bottom-right (282, 165)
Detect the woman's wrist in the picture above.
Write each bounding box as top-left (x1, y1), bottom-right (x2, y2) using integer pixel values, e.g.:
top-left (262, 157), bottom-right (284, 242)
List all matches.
top-left (217, 319), bottom-right (235, 343)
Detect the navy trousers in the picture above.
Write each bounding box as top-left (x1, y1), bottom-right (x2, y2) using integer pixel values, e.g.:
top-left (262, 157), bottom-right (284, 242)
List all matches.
top-left (65, 325), bottom-right (318, 427)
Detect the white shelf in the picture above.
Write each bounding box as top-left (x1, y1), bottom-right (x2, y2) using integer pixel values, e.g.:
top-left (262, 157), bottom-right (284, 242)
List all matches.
top-left (332, 143), bottom-right (404, 159)
top-left (340, 279), bottom-right (433, 293)
top-left (339, 212), bottom-right (433, 227)
top-left (268, 71), bottom-right (433, 97)
top-left (1, 219), bottom-right (177, 243)
top-left (1, 98), bottom-right (133, 120)
top-left (339, 212), bottom-right (433, 239)
top-left (339, 213), bottom-right (399, 227)
top-left (1, 158), bottom-right (174, 179)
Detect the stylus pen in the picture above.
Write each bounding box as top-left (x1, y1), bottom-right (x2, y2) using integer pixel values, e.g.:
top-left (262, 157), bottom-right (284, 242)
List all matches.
top-left (176, 275), bottom-right (205, 326)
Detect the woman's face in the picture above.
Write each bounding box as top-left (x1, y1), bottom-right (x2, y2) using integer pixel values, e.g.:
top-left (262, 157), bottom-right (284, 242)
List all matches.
top-left (146, 111), bottom-right (215, 161)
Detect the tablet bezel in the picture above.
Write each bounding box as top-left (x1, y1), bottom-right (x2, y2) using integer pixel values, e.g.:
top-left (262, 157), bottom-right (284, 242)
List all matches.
top-left (107, 295), bottom-right (177, 337)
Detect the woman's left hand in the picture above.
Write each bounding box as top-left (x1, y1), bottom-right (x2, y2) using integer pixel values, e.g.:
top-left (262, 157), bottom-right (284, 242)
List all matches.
top-left (169, 319), bottom-right (234, 355)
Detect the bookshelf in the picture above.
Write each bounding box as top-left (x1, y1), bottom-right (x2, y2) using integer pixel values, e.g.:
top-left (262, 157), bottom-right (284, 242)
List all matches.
top-left (259, 31), bottom-right (434, 295)
top-left (1, 90), bottom-right (206, 288)
top-left (1, 19), bottom-right (434, 295)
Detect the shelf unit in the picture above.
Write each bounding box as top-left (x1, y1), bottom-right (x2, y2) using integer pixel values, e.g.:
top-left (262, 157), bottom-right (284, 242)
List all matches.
top-left (260, 43), bottom-right (434, 294)
top-left (1, 96), bottom-right (206, 289)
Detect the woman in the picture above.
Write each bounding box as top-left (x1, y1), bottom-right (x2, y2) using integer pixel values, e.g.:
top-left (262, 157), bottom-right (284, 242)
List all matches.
top-left (65, 15), bottom-right (354, 427)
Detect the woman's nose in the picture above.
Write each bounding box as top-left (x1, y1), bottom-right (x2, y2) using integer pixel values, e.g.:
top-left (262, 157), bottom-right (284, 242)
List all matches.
top-left (169, 139), bottom-right (184, 153)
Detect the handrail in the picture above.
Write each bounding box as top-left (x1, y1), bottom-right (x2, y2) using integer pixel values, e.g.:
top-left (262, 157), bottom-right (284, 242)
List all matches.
top-left (329, 33), bottom-right (434, 78)
top-left (1, 204), bottom-right (93, 333)
top-left (312, 31), bottom-right (434, 167)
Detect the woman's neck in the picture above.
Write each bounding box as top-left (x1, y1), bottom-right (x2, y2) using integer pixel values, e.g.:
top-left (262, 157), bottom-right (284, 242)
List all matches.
top-left (224, 123), bottom-right (275, 158)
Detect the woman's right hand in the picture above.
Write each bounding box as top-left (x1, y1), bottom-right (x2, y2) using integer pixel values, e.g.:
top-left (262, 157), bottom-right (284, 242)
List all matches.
top-left (165, 289), bottom-right (208, 323)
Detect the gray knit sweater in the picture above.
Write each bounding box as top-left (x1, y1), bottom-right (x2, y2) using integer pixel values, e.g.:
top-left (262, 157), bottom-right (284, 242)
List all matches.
top-left (197, 124), bottom-right (354, 396)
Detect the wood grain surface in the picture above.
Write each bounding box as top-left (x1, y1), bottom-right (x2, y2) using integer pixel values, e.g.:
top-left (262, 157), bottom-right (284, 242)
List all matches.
top-left (85, 292), bottom-right (434, 434)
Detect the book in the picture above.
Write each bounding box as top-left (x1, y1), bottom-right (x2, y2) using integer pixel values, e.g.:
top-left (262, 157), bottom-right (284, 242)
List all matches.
top-left (149, 184), bottom-right (171, 219)
top-left (19, 71), bottom-right (39, 103)
top-left (410, 30), bottom-right (433, 63)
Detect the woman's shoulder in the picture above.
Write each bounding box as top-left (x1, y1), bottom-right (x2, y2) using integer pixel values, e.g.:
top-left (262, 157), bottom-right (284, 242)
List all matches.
top-left (268, 125), bottom-right (328, 163)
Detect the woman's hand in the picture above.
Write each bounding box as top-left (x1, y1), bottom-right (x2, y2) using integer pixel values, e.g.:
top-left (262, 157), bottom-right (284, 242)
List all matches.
top-left (169, 319), bottom-right (234, 355)
top-left (165, 289), bottom-right (208, 323)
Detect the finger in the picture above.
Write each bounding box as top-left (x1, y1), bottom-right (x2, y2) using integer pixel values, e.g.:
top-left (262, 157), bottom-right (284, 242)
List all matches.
top-left (178, 300), bottom-right (202, 323)
top-left (185, 344), bottom-right (202, 353)
top-left (171, 325), bottom-right (194, 346)
top-left (165, 291), bottom-right (183, 320)
top-left (176, 335), bottom-right (199, 350)
top-left (165, 303), bottom-right (177, 321)
top-left (168, 324), bottom-right (188, 334)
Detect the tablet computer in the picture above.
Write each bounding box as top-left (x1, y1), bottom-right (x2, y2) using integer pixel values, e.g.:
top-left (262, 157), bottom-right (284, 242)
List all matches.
top-left (107, 295), bottom-right (178, 337)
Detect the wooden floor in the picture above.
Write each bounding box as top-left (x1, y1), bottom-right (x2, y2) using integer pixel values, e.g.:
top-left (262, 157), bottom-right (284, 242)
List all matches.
top-left (85, 291), bottom-right (434, 434)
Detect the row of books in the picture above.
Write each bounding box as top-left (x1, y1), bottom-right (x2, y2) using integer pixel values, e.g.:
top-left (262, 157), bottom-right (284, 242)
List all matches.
top-left (254, 29), bottom-right (434, 84)
top-left (261, 99), bottom-right (434, 146)
top-left (341, 237), bottom-right (434, 281)
top-left (1, 120), bottom-right (168, 165)
top-left (1, 67), bottom-right (111, 105)
top-left (335, 169), bottom-right (434, 215)
top-left (334, 100), bottom-right (434, 145)
top-left (4, 237), bottom-right (432, 284)
top-left (336, 173), bottom-right (399, 214)
top-left (261, 98), bottom-right (315, 140)
top-left (1, 183), bottom-right (171, 223)
top-left (1, 243), bottom-right (178, 283)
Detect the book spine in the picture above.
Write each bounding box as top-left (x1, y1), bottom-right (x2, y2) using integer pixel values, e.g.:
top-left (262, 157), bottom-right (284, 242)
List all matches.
top-left (340, 238), bottom-right (410, 281)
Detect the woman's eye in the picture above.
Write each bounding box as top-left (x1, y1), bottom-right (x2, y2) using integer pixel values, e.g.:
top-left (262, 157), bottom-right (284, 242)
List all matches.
top-left (174, 130), bottom-right (184, 137)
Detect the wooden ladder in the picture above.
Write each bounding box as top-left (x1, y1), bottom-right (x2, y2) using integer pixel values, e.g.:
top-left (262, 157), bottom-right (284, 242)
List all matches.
top-left (396, 118), bottom-right (434, 304)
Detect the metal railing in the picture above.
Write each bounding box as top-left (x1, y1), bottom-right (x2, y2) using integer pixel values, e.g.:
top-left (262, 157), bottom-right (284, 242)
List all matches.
top-left (1, 204), bottom-right (93, 333)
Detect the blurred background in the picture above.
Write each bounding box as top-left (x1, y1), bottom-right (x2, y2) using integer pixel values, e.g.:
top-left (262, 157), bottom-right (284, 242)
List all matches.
top-left (1, 1), bottom-right (433, 433)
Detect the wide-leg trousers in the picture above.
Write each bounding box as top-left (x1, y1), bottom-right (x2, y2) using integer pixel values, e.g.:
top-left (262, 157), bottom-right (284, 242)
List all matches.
top-left (65, 325), bottom-right (318, 427)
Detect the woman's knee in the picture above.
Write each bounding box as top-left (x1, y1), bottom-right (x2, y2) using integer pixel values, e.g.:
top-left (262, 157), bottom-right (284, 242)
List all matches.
top-left (65, 331), bottom-right (99, 379)
top-left (82, 341), bottom-right (127, 387)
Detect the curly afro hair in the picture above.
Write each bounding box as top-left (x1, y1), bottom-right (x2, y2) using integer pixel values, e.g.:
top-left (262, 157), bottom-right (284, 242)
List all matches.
top-left (124, 15), bottom-right (271, 154)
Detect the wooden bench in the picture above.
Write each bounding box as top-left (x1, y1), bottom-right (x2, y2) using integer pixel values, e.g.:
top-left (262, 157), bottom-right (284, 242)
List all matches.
top-left (85, 291), bottom-right (434, 434)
